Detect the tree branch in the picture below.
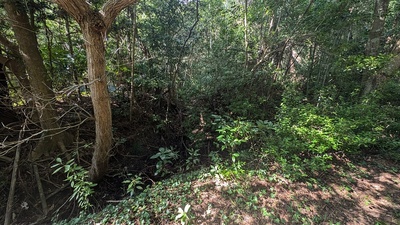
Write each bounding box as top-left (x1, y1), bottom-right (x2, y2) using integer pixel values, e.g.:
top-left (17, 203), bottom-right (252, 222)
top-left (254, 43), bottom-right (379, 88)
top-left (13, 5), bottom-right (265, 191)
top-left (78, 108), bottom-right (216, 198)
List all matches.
top-left (52, 0), bottom-right (92, 23)
top-left (4, 120), bottom-right (25, 225)
top-left (53, 0), bottom-right (138, 31)
top-left (101, 0), bottom-right (138, 29)
top-left (0, 34), bottom-right (20, 56)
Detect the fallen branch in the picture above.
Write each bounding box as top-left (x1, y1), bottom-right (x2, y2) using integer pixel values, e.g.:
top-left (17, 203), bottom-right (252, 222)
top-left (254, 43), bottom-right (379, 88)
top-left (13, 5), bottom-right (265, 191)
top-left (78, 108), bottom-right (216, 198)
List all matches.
top-left (0, 155), bottom-right (12, 163)
top-left (4, 120), bottom-right (25, 225)
top-left (1, 117), bottom-right (91, 157)
top-left (34, 164), bottom-right (48, 216)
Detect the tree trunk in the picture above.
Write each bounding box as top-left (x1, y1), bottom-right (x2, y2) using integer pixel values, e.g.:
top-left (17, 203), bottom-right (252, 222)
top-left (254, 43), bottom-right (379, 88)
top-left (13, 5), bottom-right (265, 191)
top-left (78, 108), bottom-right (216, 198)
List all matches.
top-left (53, 0), bottom-right (138, 182)
top-left (366, 0), bottom-right (389, 56)
top-left (0, 36), bottom-right (34, 110)
top-left (363, 0), bottom-right (390, 96)
top-left (129, 5), bottom-right (137, 122)
top-left (64, 13), bottom-right (81, 100)
top-left (4, 0), bottom-right (70, 160)
top-left (81, 14), bottom-right (113, 182)
top-left (244, 0), bottom-right (248, 68)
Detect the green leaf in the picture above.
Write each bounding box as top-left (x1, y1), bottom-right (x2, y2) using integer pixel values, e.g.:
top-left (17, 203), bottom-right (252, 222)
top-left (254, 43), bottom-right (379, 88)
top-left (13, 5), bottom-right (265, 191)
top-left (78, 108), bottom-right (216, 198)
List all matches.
top-left (52, 166), bottom-right (63, 174)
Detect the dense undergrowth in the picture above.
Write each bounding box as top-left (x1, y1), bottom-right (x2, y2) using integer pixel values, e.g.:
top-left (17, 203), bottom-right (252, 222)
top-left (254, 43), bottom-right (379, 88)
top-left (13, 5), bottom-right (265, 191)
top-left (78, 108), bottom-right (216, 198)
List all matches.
top-left (53, 80), bottom-right (400, 225)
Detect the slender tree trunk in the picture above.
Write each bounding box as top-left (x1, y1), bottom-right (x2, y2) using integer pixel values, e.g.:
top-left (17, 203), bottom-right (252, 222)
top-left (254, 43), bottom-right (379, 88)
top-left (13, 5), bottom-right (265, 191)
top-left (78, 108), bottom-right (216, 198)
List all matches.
top-left (64, 14), bottom-right (81, 100)
top-left (363, 0), bottom-right (390, 96)
top-left (44, 21), bottom-right (55, 78)
top-left (53, 0), bottom-right (139, 182)
top-left (244, 0), bottom-right (248, 68)
top-left (129, 5), bottom-right (137, 122)
top-left (269, 9), bottom-right (283, 70)
top-left (4, 0), bottom-right (70, 160)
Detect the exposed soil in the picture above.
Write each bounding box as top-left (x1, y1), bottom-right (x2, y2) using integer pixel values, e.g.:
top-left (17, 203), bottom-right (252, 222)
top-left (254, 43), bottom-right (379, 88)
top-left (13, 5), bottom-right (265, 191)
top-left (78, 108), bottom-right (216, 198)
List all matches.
top-left (188, 155), bottom-right (400, 225)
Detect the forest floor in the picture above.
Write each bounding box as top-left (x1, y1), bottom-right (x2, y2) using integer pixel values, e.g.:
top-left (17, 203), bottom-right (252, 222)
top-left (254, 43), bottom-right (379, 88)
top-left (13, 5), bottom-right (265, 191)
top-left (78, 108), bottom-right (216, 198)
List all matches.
top-left (185, 155), bottom-right (400, 225)
top-left (1, 98), bottom-right (399, 224)
top-left (47, 153), bottom-right (400, 225)
top-left (1, 139), bottom-right (400, 224)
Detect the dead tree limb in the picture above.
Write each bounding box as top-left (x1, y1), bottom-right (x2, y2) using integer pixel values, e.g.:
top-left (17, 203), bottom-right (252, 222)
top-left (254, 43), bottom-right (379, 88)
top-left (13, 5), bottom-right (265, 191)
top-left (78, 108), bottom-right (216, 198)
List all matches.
top-left (4, 120), bottom-right (25, 225)
top-left (34, 164), bottom-right (48, 216)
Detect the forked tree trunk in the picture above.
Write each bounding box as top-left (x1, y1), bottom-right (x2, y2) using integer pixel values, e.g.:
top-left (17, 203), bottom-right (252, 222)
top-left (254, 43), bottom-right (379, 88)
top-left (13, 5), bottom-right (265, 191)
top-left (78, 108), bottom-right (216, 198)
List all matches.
top-left (53, 0), bottom-right (138, 182)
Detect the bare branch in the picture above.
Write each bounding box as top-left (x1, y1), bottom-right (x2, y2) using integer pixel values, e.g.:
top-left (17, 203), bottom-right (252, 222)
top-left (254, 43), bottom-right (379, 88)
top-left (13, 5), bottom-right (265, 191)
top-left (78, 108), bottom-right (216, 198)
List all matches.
top-left (34, 164), bottom-right (48, 216)
top-left (4, 120), bottom-right (25, 225)
top-left (1, 117), bottom-right (91, 157)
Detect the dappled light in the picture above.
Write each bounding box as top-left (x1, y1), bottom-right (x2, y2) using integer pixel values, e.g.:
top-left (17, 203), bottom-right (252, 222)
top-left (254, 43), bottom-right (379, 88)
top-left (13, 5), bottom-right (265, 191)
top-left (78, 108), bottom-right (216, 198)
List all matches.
top-left (186, 156), bottom-right (400, 225)
top-left (1, 0), bottom-right (399, 224)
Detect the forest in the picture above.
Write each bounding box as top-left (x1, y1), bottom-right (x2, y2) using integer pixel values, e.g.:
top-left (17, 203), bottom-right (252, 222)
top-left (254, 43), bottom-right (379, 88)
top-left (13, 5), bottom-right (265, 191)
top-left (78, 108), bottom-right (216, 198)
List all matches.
top-left (0, 0), bottom-right (399, 224)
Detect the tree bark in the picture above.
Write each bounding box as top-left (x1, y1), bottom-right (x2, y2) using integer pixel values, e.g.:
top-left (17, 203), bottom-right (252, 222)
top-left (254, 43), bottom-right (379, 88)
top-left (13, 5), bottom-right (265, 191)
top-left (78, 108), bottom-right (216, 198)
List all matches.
top-left (0, 35), bottom-right (33, 110)
top-left (0, 55), bottom-right (33, 115)
top-left (4, 0), bottom-right (70, 159)
top-left (363, 0), bottom-right (390, 96)
top-left (366, 0), bottom-right (390, 56)
top-left (53, 0), bottom-right (138, 182)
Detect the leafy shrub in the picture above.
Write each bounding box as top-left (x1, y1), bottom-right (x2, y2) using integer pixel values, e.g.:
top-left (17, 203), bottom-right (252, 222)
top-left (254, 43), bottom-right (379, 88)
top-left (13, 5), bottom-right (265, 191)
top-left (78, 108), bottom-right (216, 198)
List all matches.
top-left (213, 115), bottom-right (257, 151)
top-left (52, 158), bottom-right (96, 210)
top-left (208, 83), bottom-right (399, 180)
top-left (376, 80), bottom-right (400, 105)
top-left (185, 148), bottom-right (200, 170)
top-left (151, 147), bottom-right (179, 176)
top-left (52, 169), bottom-right (202, 225)
top-left (344, 54), bottom-right (391, 74)
top-left (123, 174), bottom-right (144, 197)
top-left (265, 87), bottom-right (400, 179)
top-left (270, 103), bottom-right (335, 179)
top-left (212, 115), bottom-right (274, 178)
top-left (213, 115), bottom-right (273, 152)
